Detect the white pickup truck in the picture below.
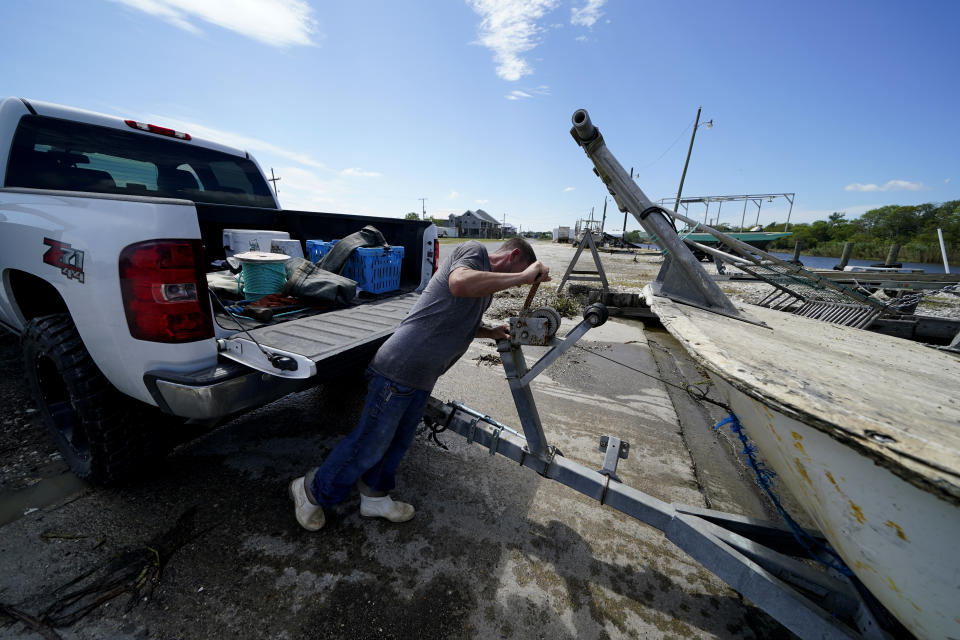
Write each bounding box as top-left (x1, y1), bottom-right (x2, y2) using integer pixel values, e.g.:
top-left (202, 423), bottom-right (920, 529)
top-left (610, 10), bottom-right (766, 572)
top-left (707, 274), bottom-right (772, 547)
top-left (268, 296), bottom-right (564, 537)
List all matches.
top-left (0, 97), bottom-right (438, 484)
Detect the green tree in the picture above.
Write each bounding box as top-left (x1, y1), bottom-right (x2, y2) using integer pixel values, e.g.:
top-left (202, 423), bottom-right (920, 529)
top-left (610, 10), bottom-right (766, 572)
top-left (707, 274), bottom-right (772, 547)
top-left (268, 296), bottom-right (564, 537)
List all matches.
top-left (404, 212), bottom-right (420, 220)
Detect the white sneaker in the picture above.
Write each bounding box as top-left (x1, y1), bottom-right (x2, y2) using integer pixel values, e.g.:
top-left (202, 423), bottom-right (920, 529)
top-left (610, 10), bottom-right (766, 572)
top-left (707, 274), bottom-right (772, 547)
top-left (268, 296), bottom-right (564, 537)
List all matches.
top-left (289, 477), bottom-right (325, 531)
top-left (359, 494), bottom-right (415, 523)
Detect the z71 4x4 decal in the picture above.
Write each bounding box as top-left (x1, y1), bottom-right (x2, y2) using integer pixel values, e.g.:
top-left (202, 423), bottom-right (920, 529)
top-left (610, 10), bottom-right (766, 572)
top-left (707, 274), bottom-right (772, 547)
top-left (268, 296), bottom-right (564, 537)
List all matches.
top-left (43, 238), bottom-right (85, 283)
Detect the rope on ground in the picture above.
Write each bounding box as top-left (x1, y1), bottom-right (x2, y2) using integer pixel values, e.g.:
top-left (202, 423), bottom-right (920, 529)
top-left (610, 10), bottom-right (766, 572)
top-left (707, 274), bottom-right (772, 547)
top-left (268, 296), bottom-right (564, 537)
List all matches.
top-left (714, 413), bottom-right (853, 576)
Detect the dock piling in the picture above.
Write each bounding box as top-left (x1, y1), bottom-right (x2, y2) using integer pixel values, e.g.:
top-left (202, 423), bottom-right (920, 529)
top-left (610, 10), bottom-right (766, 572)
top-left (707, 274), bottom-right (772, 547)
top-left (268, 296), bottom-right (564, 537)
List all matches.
top-left (884, 244), bottom-right (901, 267)
top-left (834, 242), bottom-right (854, 271)
top-left (790, 240), bottom-right (803, 265)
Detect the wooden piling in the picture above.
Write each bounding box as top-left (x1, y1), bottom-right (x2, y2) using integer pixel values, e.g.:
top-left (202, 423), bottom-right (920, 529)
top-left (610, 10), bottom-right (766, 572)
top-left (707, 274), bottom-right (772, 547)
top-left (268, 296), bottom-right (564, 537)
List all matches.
top-left (837, 242), bottom-right (854, 270)
top-left (884, 244), bottom-right (901, 266)
top-left (789, 240), bottom-right (804, 265)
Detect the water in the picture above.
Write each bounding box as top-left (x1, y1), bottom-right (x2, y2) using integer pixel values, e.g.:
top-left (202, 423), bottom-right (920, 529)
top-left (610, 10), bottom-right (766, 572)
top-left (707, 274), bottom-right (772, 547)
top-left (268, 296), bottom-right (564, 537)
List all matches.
top-left (766, 252), bottom-right (950, 274)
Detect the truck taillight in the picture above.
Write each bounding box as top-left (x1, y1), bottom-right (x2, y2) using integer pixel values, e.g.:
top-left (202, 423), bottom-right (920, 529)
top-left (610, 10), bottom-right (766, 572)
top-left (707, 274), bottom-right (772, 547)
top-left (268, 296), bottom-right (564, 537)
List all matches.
top-left (119, 240), bottom-right (213, 343)
top-left (432, 239), bottom-right (440, 275)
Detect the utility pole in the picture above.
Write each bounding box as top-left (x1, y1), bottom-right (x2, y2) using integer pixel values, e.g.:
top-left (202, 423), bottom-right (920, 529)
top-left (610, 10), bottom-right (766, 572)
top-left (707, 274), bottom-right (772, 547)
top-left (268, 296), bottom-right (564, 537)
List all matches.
top-left (675, 106), bottom-right (708, 213)
top-left (624, 169), bottom-right (632, 242)
top-left (418, 198), bottom-right (427, 220)
top-left (600, 196), bottom-right (607, 235)
top-left (268, 168), bottom-right (281, 196)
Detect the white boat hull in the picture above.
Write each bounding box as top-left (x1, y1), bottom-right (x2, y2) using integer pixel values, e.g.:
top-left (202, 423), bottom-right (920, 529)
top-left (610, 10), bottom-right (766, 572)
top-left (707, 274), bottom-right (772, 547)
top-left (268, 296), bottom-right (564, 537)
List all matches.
top-left (713, 375), bottom-right (960, 639)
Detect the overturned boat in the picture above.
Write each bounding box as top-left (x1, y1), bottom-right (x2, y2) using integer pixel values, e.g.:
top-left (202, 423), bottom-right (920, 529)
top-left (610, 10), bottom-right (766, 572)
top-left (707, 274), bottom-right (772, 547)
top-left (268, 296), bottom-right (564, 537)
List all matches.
top-left (569, 108), bottom-right (960, 639)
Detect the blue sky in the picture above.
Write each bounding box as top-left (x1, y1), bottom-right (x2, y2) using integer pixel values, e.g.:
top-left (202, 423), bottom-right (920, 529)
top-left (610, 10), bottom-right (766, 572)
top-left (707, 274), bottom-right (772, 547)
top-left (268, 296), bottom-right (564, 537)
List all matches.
top-left (2, 0), bottom-right (958, 232)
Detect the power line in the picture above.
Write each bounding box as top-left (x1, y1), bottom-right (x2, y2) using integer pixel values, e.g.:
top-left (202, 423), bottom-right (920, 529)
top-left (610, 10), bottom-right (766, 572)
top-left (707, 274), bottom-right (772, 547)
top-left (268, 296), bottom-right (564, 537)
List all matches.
top-left (635, 117), bottom-right (696, 172)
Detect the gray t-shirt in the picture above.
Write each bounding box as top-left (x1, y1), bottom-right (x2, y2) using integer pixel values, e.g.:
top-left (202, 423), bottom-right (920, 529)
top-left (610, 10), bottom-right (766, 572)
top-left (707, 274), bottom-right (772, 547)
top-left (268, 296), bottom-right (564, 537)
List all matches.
top-left (370, 241), bottom-right (492, 390)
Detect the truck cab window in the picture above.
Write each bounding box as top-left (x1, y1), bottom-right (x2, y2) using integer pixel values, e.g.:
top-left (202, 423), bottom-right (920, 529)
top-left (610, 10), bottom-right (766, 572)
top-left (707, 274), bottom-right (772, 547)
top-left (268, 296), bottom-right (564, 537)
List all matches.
top-left (5, 115), bottom-right (276, 208)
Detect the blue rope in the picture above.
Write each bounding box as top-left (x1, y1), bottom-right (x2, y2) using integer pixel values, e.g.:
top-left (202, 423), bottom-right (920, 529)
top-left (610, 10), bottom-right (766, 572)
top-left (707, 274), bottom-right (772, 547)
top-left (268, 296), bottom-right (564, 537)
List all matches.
top-left (714, 413), bottom-right (854, 576)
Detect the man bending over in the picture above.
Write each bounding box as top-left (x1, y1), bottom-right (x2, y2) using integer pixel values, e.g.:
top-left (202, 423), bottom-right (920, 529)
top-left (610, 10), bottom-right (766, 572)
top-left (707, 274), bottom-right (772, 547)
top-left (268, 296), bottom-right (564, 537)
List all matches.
top-left (289, 237), bottom-right (550, 530)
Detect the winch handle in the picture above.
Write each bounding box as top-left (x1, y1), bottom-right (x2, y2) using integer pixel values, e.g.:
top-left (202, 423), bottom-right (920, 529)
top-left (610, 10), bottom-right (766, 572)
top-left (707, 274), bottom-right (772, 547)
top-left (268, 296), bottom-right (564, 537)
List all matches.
top-left (522, 282), bottom-right (540, 311)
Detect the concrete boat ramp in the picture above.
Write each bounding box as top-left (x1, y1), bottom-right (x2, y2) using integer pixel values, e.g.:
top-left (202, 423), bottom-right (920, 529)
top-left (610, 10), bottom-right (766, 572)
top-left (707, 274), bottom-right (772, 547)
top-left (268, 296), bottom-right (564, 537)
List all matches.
top-left (0, 315), bottom-right (799, 639)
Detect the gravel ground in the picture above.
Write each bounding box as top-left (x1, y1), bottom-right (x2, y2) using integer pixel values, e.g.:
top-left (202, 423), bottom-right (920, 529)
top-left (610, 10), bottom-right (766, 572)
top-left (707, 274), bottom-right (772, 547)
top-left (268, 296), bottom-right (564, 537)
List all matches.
top-left (0, 331), bottom-right (65, 494)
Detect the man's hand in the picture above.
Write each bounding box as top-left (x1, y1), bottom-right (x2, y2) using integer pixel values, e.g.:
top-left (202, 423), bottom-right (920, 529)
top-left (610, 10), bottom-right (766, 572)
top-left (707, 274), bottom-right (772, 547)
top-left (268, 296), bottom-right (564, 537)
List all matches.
top-left (521, 260), bottom-right (551, 285)
top-left (476, 323), bottom-right (510, 341)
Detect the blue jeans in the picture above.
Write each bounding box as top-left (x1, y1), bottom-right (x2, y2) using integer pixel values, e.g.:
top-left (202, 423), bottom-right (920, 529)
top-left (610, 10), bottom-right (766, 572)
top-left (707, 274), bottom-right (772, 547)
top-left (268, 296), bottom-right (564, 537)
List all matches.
top-left (310, 369), bottom-right (430, 508)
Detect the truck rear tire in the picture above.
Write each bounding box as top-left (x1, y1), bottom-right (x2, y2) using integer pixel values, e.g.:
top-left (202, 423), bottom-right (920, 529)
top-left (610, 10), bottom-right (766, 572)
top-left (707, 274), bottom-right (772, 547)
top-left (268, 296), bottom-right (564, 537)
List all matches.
top-left (22, 313), bottom-right (167, 485)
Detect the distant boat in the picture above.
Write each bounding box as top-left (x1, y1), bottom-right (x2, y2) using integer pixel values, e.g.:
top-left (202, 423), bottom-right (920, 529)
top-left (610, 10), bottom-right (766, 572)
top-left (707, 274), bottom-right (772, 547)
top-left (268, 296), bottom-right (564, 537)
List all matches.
top-left (633, 230), bottom-right (792, 253)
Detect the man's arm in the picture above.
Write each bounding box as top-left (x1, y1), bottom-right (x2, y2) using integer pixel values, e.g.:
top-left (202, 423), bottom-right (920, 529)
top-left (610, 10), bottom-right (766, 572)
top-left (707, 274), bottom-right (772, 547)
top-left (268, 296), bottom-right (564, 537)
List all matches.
top-left (449, 260), bottom-right (550, 298)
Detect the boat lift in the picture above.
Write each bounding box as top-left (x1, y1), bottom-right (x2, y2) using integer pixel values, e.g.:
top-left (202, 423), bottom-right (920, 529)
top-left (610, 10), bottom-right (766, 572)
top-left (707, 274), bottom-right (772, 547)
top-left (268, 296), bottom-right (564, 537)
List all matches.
top-left (423, 109), bottom-right (905, 639)
top-left (424, 302), bottom-right (894, 640)
top-left (658, 192), bottom-right (797, 232)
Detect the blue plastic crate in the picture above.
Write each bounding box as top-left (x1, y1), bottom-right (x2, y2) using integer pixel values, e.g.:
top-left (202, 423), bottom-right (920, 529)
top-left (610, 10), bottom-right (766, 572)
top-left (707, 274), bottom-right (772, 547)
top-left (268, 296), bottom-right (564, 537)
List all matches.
top-left (305, 239), bottom-right (338, 263)
top-left (306, 241), bottom-right (404, 294)
top-left (343, 246), bottom-right (404, 293)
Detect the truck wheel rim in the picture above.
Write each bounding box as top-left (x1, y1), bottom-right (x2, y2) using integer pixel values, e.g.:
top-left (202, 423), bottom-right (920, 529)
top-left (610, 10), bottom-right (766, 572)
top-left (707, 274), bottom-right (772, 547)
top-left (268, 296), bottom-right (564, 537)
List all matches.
top-left (34, 355), bottom-right (90, 458)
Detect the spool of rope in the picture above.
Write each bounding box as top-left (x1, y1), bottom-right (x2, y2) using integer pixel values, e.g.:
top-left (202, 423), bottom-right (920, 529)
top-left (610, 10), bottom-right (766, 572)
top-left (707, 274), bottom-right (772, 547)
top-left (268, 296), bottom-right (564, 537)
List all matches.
top-left (234, 251), bottom-right (290, 300)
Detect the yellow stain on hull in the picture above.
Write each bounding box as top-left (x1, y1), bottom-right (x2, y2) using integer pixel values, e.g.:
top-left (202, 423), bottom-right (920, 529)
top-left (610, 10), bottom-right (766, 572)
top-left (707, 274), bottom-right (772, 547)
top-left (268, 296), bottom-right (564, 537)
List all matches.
top-left (791, 431), bottom-right (807, 456)
top-left (888, 576), bottom-right (901, 595)
top-left (794, 459), bottom-right (812, 485)
top-left (756, 402), bottom-right (782, 441)
top-left (850, 501), bottom-right (866, 524)
top-left (884, 520), bottom-right (908, 542)
top-left (854, 560), bottom-right (878, 574)
top-left (825, 470), bottom-right (839, 489)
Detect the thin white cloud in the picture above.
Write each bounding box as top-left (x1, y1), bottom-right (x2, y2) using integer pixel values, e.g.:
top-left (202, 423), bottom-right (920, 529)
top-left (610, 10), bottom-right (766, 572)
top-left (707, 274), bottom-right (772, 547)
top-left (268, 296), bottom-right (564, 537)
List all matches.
top-left (111, 0), bottom-right (318, 47)
top-left (476, 199), bottom-right (489, 204)
top-left (145, 114), bottom-right (328, 169)
top-left (563, 186), bottom-right (575, 192)
top-left (571, 0), bottom-right (606, 27)
top-left (506, 85), bottom-right (551, 100)
top-left (844, 179), bottom-right (927, 192)
top-left (574, 35), bottom-right (587, 42)
top-left (448, 190), bottom-right (460, 199)
top-left (340, 168), bottom-right (382, 178)
top-left (468, 0), bottom-right (559, 81)
top-left (946, 178), bottom-right (952, 184)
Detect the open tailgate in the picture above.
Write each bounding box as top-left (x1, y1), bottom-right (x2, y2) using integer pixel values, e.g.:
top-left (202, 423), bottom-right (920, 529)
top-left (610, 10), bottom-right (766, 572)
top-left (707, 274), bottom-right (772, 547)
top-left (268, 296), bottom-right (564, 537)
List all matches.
top-left (218, 293), bottom-right (419, 379)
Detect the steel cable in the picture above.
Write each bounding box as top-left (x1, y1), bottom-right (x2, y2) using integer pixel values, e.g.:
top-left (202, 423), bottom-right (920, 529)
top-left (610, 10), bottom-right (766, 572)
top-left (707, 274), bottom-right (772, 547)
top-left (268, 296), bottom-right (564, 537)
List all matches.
top-left (571, 343), bottom-right (731, 411)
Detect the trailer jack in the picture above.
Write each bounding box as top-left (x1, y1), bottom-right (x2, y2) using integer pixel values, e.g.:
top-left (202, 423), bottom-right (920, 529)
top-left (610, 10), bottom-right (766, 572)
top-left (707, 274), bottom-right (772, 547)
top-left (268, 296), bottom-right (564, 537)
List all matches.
top-left (423, 302), bottom-right (895, 639)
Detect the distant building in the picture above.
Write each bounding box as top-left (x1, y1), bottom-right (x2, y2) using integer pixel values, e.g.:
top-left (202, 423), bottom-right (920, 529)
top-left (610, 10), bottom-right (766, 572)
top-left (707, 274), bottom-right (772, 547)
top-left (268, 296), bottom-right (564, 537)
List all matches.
top-left (448, 209), bottom-right (502, 239)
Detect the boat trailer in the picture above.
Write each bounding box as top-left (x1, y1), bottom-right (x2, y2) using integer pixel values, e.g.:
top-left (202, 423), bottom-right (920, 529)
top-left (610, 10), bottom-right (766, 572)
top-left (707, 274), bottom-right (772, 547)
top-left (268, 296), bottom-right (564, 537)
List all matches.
top-left (424, 302), bottom-right (898, 639)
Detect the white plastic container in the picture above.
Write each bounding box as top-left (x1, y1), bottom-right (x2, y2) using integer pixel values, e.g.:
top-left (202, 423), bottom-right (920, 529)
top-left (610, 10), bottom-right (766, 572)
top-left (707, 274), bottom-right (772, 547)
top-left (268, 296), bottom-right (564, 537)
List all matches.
top-left (222, 229), bottom-right (291, 257)
top-left (269, 238), bottom-right (304, 259)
